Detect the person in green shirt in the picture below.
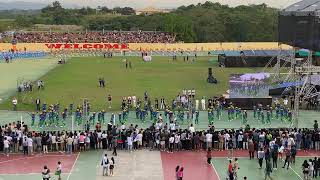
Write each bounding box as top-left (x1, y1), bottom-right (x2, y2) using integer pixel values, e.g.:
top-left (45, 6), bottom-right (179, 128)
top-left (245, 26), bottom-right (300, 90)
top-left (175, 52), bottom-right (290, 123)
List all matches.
top-left (261, 111), bottom-right (265, 124)
top-left (257, 108), bottom-right (261, 120)
top-left (242, 110), bottom-right (248, 124)
top-left (227, 107), bottom-right (232, 121)
top-left (195, 111), bottom-right (199, 124)
top-left (216, 103), bottom-right (221, 120)
top-left (265, 160), bottom-right (273, 180)
top-left (253, 105), bottom-right (257, 118)
top-left (280, 108), bottom-right (284, 123)
top-left (266, 110), bottom-right (271, 124)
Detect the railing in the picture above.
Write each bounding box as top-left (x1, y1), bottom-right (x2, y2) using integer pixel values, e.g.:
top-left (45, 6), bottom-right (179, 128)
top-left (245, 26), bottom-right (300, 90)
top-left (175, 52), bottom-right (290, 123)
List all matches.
top-left (0, 51), bottom-right (47, 60)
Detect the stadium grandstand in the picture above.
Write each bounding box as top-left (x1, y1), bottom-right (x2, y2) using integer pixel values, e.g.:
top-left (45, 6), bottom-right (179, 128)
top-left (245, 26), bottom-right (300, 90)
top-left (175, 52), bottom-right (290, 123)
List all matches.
top-left (1, 31), bottom-right (176, 43)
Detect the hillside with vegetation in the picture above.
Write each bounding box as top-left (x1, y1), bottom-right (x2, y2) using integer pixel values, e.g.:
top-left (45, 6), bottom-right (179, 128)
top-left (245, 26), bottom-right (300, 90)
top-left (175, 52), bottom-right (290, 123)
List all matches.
top-left (0, 1), bottom-right (278, 42)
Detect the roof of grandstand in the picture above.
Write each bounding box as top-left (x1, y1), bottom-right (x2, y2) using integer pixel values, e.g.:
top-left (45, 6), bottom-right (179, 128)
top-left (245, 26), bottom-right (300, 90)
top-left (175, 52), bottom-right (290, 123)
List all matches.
top-left (282, 0), bottom-right (320, 13)
top-left (211, 50), bottom-right (293, 56)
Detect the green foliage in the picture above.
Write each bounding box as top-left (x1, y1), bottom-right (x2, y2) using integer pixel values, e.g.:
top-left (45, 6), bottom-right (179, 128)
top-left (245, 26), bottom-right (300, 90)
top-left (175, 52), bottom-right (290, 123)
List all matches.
top-left (0, 19), bottom-right (16, 31)
top-left (0, 1), bottom-right (279, 42)
top-left (15, 15), bottom-right (33, 27)
top-left (113, 7), bottom-right (135, 15)
top-left (86, 2), bottom-right (278, 42)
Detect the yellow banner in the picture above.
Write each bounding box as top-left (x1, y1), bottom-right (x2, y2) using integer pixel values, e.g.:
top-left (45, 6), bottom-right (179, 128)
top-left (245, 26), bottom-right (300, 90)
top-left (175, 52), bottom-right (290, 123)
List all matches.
top-left (0, 42), bottom-right (292, 52)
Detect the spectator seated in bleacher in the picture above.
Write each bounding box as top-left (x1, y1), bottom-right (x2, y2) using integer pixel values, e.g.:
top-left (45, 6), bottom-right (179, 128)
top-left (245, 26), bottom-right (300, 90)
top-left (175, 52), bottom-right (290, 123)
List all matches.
top-left (3, 31), bottom-right (176, 43)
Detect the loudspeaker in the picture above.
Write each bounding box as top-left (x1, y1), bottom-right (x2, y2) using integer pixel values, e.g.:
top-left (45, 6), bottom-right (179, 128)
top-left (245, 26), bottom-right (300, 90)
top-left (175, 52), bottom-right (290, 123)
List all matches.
top-left (208, 68), bottom-right (212, 76)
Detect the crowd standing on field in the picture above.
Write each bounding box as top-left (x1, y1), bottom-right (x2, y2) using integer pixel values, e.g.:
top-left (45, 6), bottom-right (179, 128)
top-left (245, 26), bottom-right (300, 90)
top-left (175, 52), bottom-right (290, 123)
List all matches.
top-left (4, 91), bottom-right (320, 179)
top-left (3, 119), bottom-right (320, 179)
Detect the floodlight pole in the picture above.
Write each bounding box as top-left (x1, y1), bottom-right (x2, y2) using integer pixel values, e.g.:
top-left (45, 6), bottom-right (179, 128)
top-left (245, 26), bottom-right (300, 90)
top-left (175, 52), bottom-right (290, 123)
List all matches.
top-left (82, 97), bottom-right (89, 120)
top-left (71, 116), bottom-right (74, 133)
top-left (293, 67), bottom-right (300, 128)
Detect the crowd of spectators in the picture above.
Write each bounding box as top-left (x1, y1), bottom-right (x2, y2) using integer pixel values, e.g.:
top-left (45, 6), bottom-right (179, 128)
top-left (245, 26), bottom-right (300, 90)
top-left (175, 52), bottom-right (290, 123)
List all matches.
top-left (4, 31), bottom-right (176, 43)
top-left (1, 118), bottom-right (320, 156)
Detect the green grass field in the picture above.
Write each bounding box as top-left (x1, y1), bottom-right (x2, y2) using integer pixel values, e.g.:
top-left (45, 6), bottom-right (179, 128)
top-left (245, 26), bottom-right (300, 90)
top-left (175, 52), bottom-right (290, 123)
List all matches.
top-left (0, 56), bottom-right (261, 111)
top-left (0, 58), bottom-right (57, 100)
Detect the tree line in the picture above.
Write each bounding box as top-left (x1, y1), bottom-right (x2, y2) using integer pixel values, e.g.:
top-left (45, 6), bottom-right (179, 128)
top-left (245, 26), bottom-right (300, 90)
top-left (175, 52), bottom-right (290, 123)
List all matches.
top-left (8, 1), bottom-right (279, 42)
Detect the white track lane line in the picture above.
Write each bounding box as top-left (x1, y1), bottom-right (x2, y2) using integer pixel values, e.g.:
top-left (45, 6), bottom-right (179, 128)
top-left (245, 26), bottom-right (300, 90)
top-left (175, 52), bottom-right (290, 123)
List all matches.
top-left (67, 152), bottom-right (80, 180)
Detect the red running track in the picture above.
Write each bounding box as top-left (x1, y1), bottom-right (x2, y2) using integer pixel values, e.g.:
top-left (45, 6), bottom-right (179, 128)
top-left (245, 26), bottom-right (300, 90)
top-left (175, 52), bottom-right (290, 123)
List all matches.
top-left (161, 151), bottom-right (220, 180)
top-left (160, 149), bottom-right (320, 180)
top-left (0, 153), bottom-right (78, 174)
top-left (207, 149), bottom-right (320, 157)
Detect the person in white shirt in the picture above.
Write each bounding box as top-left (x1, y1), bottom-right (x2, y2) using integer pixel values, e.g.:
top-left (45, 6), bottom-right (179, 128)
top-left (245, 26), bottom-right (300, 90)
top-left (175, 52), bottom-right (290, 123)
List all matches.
top-left (156, 121), bottom-right (162, 130)
top-left (109, 157), bottom-right (115, 176)
top-left (27, 137), bottom-right (33, 155)
top-left (127, 136), bottom-right (133, 152)
top-left (206, 131), bottom-right (213, 149)
top-left (51, 134), bottom-right (57, 151)
top-left (283, 98), bottom-right (288, 107)
top-left (158, 114), bottom-right (163, 122)
top-left (201, 97), bottom-right (206, 110)
top-left (224, 132), bottom-right (230, 150)
top-left (3, 137), bottom-right (10, 156)
top-left (187, 90), bottom-right (192, 97)
top-left (101, 154), bottom-right (109, 176)
top-left (169, 135), bottom-right (175, 153)
top-left (121, 123), bottom-right (126, 131)
top-left (191, 89), bottom-right (196, 98)
top-left (288, 137), bottom-right (295, 149)
top-left (169, 121), bottom-right (176, 132)
top-left (237, 132), bottom-right (244, 149)
top-left (174, 133), bottom-right (181, 151)
top-left (56, 161), bottom-right (62, 180)
top-left (136, 132), bottom-right (143, 149)
top-left (73, 135), bottom-right (78, 152)
top-left (195, 99), bottom-right (199, 110)
top-left (132, 95), bottom-right (137, 107)
top-left (189, 124), bottom-right (195, 133)
top-left (182, 89), bottom-right (187, 96)
top-left (12, 97), bottom-right (17, 111)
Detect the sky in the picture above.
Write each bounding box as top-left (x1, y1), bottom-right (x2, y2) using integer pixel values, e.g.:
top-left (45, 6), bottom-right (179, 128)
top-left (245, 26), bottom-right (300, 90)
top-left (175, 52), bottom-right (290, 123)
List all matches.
top-left (2, 0), bottom-right (301, 9)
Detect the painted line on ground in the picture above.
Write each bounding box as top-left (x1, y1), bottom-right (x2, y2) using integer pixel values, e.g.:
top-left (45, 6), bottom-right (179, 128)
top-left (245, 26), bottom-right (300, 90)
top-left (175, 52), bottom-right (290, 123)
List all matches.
top-left (0, 154), bottom-right (77, 164)
top-left (212, 155), bottom-right (318, 159)
top-left (281, 159), bottom-right (303, 180)
top-left (67, 152), bottom-right (80, 180)
top-left (211, 161), bottom-right (221, 180)
top-left (0, 173), bottom-right (69, 176)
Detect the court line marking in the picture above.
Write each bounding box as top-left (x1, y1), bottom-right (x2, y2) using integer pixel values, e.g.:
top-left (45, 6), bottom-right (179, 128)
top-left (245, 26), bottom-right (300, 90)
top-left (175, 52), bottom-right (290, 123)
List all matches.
top-left (213, 156), bottom-right (305, 180)
top-left (280, 159), bottom-right (303, 180)
top-left (0, 173), bottom-right (69, 176)
top-left (0, 154), bottom-right (77, 164)
top-left (67, 152), bottom-right (80, 180)
top-left (212, 155), bottom-right (319, 159)
top-left (210, 161), bottom-right (221, 180)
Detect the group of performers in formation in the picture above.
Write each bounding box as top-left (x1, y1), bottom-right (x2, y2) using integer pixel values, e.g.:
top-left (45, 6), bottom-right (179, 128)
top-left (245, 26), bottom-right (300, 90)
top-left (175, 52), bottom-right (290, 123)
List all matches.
top-left (28, 94), bottom-right (295, 129)
top-left (230, 80), bottom-right (269, 98)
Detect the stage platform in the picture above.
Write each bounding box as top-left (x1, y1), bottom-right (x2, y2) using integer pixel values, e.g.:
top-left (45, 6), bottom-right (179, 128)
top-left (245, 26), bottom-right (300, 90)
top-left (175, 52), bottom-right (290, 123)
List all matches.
top-left (223, 94), bottom-right (273, 109)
